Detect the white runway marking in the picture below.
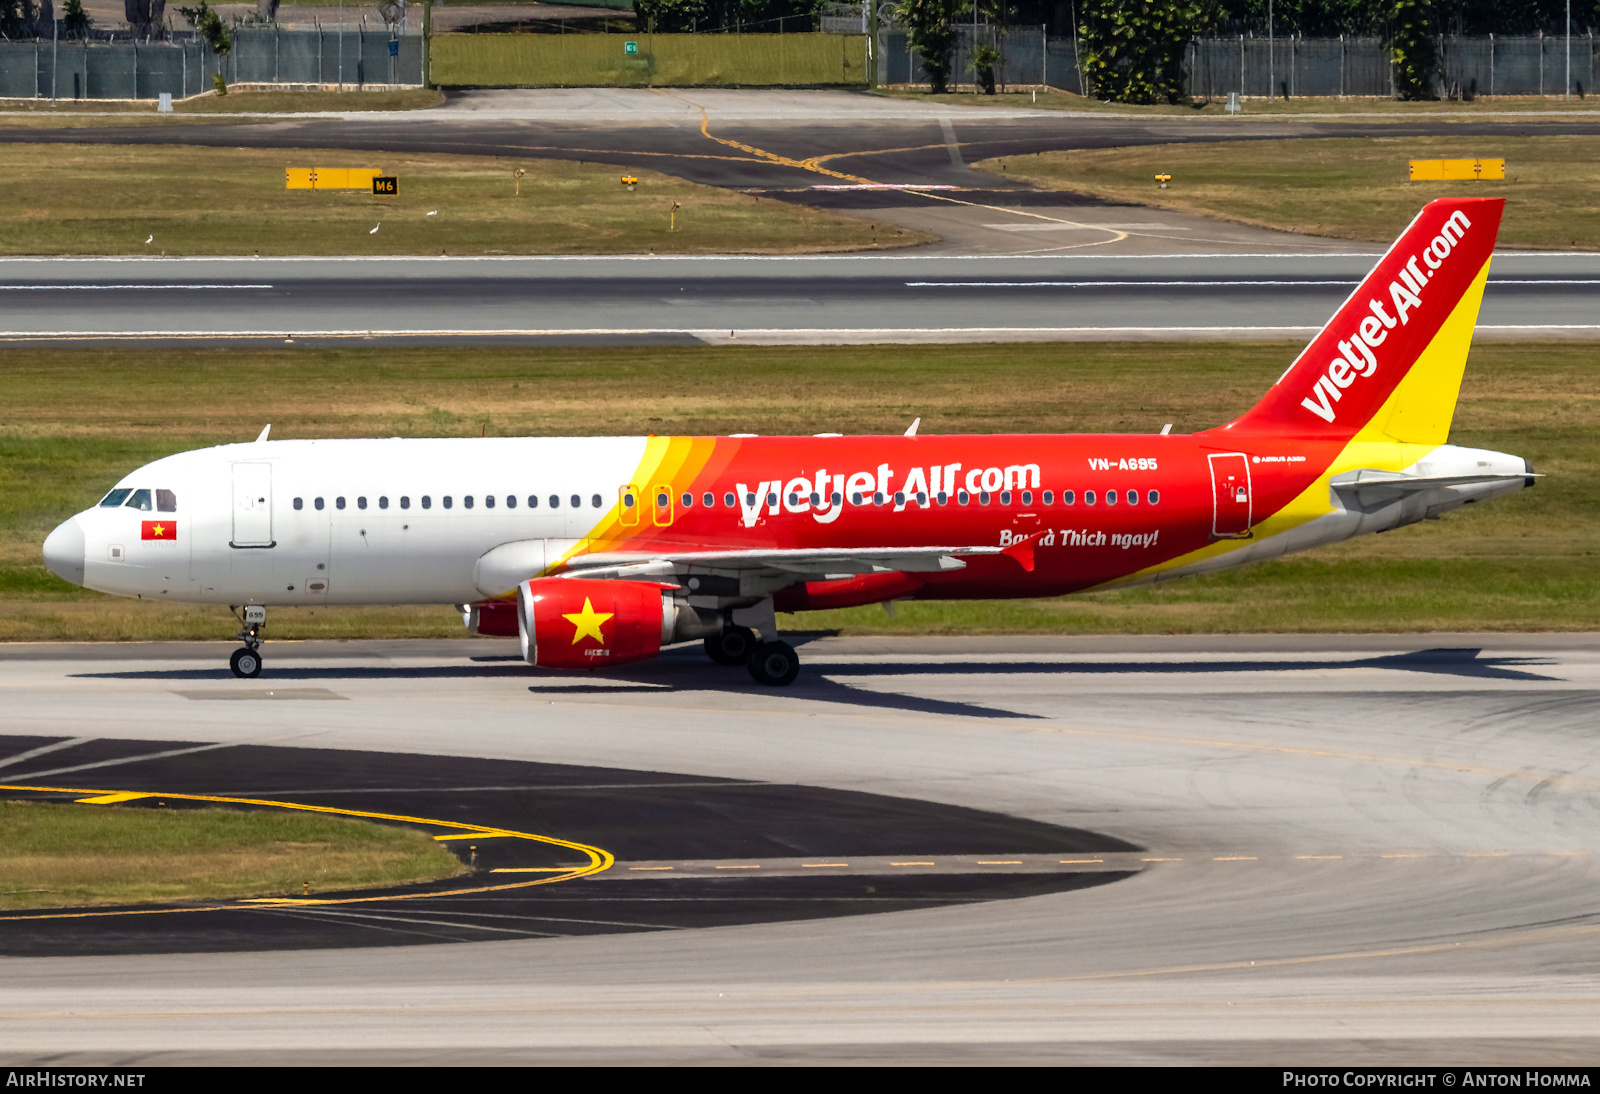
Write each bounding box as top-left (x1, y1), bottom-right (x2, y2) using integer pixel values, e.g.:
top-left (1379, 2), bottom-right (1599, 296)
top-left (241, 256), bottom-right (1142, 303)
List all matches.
top-left (0, 284), bottom-right (274, 291)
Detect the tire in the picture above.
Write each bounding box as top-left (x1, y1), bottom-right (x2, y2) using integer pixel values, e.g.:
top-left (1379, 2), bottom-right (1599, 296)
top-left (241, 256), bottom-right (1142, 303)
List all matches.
top-left (230, 647), bottom-right (262, 679)
top-left (705, 626), bottom-right (756, 666)
top-left (747, 640), bottom-right (800, 687)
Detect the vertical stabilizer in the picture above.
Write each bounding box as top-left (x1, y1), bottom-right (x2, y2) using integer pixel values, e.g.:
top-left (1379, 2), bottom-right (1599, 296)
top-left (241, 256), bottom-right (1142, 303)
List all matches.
top-left (1225, 198), bottom-right (1503, 445)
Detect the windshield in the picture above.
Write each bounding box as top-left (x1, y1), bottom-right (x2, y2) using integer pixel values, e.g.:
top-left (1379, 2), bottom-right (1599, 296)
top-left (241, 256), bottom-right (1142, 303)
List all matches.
top-left (99, 488), bottom-right (133, 508)
top-left (123, 489), bottom-right (153, 512)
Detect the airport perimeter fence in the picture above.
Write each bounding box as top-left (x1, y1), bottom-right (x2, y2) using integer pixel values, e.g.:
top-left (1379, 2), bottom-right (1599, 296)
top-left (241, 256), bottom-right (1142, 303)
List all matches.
top-left (0, 27), bottom-right (423, 100)
top-left (881, 29), bottom-right (1597, 98)
top-left (3, 23), bottom-right (1591, 98)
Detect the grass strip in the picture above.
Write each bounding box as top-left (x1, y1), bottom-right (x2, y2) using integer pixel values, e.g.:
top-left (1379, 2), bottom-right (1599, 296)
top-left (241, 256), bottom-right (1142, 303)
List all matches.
top-left (0, 339), bottom-right (1591, 638)
top-left (977, 134), bottom-right (1600, 249)
top-left (0, 799), bottom-right (465, 910)
top-left (0, 143), bottom-right (917, 256)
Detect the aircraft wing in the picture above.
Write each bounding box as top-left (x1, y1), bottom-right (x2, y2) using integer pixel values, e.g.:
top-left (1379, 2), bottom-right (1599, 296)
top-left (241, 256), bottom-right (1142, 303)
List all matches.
top-left (559, 545), bottom-right (1004, 584)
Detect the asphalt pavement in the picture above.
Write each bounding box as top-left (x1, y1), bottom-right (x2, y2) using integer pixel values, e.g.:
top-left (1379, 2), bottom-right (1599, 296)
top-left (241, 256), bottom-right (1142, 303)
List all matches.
top-left (1, 251), bottom-right (1595, 344)
top-left (2, 634), bottom-right (1598, 1064)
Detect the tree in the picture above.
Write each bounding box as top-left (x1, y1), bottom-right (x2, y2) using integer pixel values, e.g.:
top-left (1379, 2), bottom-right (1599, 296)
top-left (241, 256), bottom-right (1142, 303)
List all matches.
top-left (1079, 0), bottom-right (1198, 103)
top-left (0, 0), bottom-right (40, 38)
top-left (1385, 0), bottom-right (1437, 99)
top-left (179, 0), bottom-right (230, 53)
top-left (62, 0), bottom-right (92, 38)
top-left (896, 0), bottom-right (962, 92)
top-left (969, 41), bottom-right (1000, 93)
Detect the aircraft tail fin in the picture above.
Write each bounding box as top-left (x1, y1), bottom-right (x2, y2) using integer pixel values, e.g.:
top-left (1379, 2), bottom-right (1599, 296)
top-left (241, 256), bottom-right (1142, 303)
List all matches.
top-left (1225, 198), bottom-right (1503, 446)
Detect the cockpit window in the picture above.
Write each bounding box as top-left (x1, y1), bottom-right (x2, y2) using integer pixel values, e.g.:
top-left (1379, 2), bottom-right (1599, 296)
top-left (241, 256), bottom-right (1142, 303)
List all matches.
top-left (156, 489), bottom-right (177, 513)
top-left (99, 488), bottom-right (133, 508)
top-left (123, 489), bottom-right (153, 512)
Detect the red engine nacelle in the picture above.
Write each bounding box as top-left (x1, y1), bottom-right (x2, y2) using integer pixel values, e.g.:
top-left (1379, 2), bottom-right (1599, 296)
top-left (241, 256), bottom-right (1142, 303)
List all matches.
top-left (517, 578), bottom-right (669, 669)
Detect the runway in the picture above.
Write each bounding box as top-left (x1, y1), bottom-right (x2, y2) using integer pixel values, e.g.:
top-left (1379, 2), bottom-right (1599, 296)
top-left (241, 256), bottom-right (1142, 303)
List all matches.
top-left (3, 634), bottom-right (1599, 1064)
top-left (3, 252), bottom-right (1598, 344)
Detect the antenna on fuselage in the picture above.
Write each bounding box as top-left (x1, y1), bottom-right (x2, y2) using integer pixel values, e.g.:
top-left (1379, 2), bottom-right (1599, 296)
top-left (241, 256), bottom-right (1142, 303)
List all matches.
top-left (1160, 424), bottom-right (1172, 435)
top-left (904, 418), bottom-right (920, 437)
top-left (256, 424), bottom-right (271, 443)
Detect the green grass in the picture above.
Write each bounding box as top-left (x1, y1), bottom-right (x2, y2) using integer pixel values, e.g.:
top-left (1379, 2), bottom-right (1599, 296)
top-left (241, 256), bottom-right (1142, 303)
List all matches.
top-left (0, 144), bottom-right (917, 256)
top-left (0, 89), bottom-right (444, 116)
top-left (976, 134), bottom-right (1600, 250)
top-left (0, 340), bottom-right (1593, 639)
top-left (0, 799), bottom-right (465, 910)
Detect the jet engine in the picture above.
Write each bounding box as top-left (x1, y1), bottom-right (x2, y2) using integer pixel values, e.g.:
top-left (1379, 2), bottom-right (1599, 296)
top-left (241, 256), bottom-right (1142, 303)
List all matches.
top-left (515, 577), bottom-right (722, 670)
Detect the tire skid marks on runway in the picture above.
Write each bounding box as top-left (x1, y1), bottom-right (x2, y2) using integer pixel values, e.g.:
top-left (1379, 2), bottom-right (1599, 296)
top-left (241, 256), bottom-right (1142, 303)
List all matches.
top-left (670, 93), bottom-right (1130, 250)
top-left (0, 781), bottom-right (614, 921)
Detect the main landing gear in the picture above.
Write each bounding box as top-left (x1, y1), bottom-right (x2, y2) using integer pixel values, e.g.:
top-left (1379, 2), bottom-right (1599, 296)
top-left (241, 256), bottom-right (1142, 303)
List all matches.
top-left (230, 604), bottom-right (266, 678)
top-left (704, 625), bottom-right (801, 687)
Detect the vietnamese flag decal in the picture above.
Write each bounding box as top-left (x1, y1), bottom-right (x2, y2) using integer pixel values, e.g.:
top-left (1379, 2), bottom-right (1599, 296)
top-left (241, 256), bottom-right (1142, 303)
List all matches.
top-left (141, 520), bottom-right (176, 541)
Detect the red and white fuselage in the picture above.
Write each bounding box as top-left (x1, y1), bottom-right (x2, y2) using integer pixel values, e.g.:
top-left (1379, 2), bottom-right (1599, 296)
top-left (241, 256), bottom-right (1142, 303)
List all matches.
top-left (43, 199), bottom-right (1532, 681)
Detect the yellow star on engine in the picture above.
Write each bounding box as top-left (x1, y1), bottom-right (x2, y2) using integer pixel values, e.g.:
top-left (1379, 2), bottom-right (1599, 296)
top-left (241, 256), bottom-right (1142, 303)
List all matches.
top-left (563, 597), bottom-right (613, 645)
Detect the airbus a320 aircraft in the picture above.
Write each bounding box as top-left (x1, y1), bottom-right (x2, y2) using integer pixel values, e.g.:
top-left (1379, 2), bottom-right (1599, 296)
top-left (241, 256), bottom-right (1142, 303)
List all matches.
top-left (44, 198), bottom-right (1531, 684)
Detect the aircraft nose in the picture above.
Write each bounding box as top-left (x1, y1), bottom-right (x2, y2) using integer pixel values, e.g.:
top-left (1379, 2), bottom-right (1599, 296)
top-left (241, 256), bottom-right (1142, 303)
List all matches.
top-left (43, 516), bottom-right (86, 587)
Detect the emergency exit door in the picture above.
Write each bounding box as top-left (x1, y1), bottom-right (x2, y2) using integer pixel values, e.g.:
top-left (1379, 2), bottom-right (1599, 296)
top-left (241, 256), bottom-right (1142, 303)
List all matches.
top-left (231, 463), bottom-right (275, 547)
top-left (1208, 453), bottom-right (1253, 538)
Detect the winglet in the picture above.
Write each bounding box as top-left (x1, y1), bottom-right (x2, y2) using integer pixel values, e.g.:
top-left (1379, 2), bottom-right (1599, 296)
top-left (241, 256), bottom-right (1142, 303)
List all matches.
top-left (256, 424), bottom-right (271, 443)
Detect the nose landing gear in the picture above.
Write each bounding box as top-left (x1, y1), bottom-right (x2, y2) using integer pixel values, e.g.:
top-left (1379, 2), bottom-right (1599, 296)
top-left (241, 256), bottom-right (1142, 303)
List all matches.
top-left (229, 605), bottom-right (266, 678)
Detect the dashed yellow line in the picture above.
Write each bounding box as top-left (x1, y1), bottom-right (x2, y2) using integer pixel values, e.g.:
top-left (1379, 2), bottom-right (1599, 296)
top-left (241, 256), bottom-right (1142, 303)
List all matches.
top-left (0, 782), bottom-right (614, 919)
top-left (803, 863), bottom-right (849, 868)
top-left (891, 861), bottom-right (936, 866)
top-left (1060, 859), bottom-right (1105, 864)
top-left (714, 864), bottom-right (761, 870)
top-left (1214, 856), bottom-right (1258, 861)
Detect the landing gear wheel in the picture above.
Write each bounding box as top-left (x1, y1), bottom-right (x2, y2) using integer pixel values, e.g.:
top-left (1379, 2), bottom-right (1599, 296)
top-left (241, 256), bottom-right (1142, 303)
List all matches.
top-left (747, 640), bottom-right (800, 687)
top-left (706, 626), bottom-right (757, 666)
top-left (230, 647), bottom-right (262, 679)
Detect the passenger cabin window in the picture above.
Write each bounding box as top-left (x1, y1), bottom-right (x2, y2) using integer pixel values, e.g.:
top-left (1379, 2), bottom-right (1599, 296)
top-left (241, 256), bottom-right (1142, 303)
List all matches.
top-left (123, 489), bottom-right (153, 512)
top-left (572, 495), bottom-right (582, 509)
top-left (337, 497), bottom-right (347, 510)
top-left (1021, 490), bottom-right (1032, 506)
top-left (100, 489), bottom-right (133, 508)
top-left (293, 497), bottom-right (303, 510)
top-left (957, 490), bottom-right (970, 504)
top-left (1148, 489), bottom-right (1160, 505)
top-left (379, 496), bottom-right (389, 510)
top-left (527, 495), bottom-right (538, 508)
top-left (1062, 490), bottom-right (1075, 505)
top-left (358, 497), bottom-right (367, 510)
top-left (682, 493), bottom-right (693, 508)
top-left (1000, 491), bottom-right (1012, 506)
top-left (506, 496), bottom-right (516, 509)
top-left (484, 495), bottom-right (495, 509)
top-left (1084, 491), bottom-right (1096, 505)
top-left (463, 496), bottom-right (474, 510)
top-left (1127, 490), bottom-right (1138, 506)
top-left (1106, 490), bottom-right (1118, 505)
top-left (724, 492), bottom-right (736, 507)
top-left (156, 489), bottom-right (177, 513)
top-left (315, 497), bottom-right (325, 511)
top-left (593, 495), bottom-right (601, 508)
top-left (549, 495), bottom-right (560, 509)
top-left (1043, 490), bottom-right (1054, 505)
top-left (443, 496), bottom-right (453, 509)
top-left (400, 496), bottom-right (411, 510)
top-left (703, 492), bottom-right (714, 507)
top-left (421, 496), bottom-right (431, 510)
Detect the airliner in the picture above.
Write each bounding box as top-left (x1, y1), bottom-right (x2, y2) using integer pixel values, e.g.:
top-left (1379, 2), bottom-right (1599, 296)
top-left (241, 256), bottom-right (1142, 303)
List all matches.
top-left (42, 198), bottom-right (1532, 684)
